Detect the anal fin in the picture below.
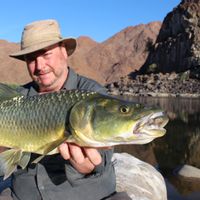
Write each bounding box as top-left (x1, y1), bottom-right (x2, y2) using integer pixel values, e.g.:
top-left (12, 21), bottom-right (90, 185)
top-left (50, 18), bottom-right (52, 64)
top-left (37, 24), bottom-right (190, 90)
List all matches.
top-left (0, 149), bottom-right (31, 180)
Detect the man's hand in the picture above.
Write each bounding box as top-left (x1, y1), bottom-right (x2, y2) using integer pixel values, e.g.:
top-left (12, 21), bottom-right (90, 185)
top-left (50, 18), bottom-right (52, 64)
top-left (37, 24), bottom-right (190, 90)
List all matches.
top-left (58, 142), bottom-right (102, 174)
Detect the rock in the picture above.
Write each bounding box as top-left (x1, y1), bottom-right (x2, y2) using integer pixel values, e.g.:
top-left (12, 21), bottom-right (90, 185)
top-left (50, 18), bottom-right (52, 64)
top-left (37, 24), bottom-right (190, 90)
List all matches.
top-left (113, 153), bottom-right (167, 200)
top-left (140, 0), bottom-right (200, 78)
top-left (168, 72), bottom-right (178, 80)
top-left (178, 164), bottom-right (200, 179)
top-left (106, 70), bottom-right (200, 97)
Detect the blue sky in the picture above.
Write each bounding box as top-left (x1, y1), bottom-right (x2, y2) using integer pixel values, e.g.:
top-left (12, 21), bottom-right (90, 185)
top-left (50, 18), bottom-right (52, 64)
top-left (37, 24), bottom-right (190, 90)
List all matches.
top-left (1, 0), bottom-right (181, 43)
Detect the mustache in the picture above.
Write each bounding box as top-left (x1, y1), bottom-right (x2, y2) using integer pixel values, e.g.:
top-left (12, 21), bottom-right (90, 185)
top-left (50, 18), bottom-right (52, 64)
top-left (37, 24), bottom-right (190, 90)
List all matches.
top-left (34, 69), bottom-right (51, 76)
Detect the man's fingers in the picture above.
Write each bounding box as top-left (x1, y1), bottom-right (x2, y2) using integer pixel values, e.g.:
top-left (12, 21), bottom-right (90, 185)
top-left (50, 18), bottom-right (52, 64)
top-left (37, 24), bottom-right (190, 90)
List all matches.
top-left (58, 142), bottom-right (70, 160)
top-left (69, 157), bottom-right (95, 174)
top-left (68, 143), bottom-right (85, 164)
top-left (58, 143), bottom-right (107, 174)
top-left (83, 147), bottom-right (102, 166)
top-left (69, 144), bottom-right (103, 166)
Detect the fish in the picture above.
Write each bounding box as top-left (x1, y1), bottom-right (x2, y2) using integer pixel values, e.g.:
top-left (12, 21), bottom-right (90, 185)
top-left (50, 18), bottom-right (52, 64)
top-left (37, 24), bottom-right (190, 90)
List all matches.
top-left (0, 83), bottom-right (168, 179)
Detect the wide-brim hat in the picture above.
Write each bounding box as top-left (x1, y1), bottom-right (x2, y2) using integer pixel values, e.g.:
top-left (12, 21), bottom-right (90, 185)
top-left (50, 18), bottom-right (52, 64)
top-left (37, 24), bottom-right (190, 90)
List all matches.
top-left (10, 19), bottom-right (77, 61)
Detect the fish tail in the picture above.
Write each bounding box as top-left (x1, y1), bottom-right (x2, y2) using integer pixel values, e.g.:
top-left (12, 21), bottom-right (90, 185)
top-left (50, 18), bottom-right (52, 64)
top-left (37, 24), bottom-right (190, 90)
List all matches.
top-left (0, 149), bottom-right (31, 180)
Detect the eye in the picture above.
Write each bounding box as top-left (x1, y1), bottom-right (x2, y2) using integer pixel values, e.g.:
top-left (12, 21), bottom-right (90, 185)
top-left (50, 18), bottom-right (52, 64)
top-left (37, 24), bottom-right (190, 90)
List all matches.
top-left (43, 52), bottom-right (52, 58)
top-left (119, 105), bottom-right (130, 113)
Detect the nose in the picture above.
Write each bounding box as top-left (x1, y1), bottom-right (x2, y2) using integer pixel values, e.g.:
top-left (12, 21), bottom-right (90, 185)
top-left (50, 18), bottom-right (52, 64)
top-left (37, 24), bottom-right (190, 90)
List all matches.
top-left (35, 56), bottom-right (45, 71)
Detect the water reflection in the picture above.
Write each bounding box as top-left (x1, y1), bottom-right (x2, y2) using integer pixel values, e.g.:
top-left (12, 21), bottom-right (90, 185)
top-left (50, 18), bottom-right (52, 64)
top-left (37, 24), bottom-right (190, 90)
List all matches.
top-left (115, 96), bottom-right (200, 198)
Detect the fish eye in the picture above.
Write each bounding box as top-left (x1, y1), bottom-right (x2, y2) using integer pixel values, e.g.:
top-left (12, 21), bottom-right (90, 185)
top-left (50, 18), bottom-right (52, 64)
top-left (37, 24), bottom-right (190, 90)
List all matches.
top-left (119, 105), bottom-right (130, 113)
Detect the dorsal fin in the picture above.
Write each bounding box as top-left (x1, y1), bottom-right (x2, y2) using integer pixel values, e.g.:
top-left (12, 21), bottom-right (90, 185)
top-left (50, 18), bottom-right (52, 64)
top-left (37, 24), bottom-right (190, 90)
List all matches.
top-left (0, 83), bottom-right (22, 101)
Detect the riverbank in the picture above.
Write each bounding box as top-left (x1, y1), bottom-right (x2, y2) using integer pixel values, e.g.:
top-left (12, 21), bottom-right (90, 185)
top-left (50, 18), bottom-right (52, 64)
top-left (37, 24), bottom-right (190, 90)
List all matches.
top-left (106, 71), bottom-right (200, 98)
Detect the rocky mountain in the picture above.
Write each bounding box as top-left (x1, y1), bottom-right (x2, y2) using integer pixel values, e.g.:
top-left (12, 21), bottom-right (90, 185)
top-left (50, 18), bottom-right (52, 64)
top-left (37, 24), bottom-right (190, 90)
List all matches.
top-left (2, 0), bottom-right (199, 87)
top-left (140, 0), bottom-right (200, 78)
top-left (0, 40), bottom-right (30, 84)
top-left (72, 22), bottom-right (161, 84)
top-left (0, 22), bottom-right (161, 85)
top-left (106, 0), bottom-right (200, 97)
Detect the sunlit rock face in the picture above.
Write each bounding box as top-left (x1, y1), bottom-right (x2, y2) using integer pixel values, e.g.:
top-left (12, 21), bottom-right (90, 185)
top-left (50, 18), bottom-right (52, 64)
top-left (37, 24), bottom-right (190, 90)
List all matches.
top-left (140, 0), bottom-right (200, 78)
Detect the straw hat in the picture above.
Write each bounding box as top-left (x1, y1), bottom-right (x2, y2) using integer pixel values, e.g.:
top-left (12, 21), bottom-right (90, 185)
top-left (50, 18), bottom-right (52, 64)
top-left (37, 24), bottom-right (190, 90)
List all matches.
top-left (10, 19), bottom-right (77, 61)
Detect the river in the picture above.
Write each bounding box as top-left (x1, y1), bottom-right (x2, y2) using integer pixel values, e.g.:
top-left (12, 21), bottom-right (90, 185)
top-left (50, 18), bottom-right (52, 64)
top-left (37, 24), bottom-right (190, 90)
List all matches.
top-left (114, 96), bottom-right (200, 200)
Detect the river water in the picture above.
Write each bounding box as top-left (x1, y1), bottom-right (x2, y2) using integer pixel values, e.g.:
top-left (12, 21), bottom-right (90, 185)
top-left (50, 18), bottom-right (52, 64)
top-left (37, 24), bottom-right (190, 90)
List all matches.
top-left (114, 96), bottom-right (200, 200)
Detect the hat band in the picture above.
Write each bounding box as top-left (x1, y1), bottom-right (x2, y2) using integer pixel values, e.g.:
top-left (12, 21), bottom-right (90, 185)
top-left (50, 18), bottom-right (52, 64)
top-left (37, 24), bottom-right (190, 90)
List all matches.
top-left (21, 32), bottom-right (62, 49)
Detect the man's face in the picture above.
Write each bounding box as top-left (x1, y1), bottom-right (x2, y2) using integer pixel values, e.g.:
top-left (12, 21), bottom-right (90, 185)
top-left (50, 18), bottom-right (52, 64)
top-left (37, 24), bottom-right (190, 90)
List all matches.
top-left (25, 43), bottom-right (68, 92)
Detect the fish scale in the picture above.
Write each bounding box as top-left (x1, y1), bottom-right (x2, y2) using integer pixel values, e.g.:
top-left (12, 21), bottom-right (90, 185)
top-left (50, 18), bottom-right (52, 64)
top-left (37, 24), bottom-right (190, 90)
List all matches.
top-left (0, 89), bottom-right (96, 153)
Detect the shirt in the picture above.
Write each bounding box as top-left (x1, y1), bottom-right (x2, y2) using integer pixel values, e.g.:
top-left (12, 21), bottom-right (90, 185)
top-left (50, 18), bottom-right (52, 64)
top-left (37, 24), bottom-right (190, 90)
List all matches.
top-left (12, 67), bottom-right (116, 200)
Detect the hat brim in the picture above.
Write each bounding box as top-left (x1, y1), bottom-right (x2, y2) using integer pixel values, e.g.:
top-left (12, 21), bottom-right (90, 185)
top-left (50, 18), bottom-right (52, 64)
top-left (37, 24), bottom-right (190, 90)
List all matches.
top-left (9, 37), bottom-right (76, 61)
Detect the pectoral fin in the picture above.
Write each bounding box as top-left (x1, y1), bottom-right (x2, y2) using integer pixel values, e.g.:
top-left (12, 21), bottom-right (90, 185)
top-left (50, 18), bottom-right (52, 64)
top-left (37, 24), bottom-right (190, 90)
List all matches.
top-left (0, 149), bottom-right (31, 180)
top-left (36, 136), bottom-right (68, 155)
top-left (32, 136), bottom-right (68, 164)
top-left (18, 152), bottom-right (31, 169)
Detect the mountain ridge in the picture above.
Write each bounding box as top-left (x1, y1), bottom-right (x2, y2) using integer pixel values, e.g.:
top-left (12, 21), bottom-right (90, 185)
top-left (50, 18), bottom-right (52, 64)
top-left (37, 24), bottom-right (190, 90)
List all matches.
top-left (0, 22), bottom-right (161, 85)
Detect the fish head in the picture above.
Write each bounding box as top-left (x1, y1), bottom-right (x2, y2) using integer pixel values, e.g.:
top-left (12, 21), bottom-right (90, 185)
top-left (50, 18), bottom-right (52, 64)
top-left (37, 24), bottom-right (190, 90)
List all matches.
top-left (69, 95), bottom-right (169, 147)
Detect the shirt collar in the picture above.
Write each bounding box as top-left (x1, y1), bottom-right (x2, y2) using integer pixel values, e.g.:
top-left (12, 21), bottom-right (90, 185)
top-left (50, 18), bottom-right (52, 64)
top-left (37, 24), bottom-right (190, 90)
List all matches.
top-left (27, 67), bottom-right (77, 96)
top-left (62, 67), bottom-right (78, 90)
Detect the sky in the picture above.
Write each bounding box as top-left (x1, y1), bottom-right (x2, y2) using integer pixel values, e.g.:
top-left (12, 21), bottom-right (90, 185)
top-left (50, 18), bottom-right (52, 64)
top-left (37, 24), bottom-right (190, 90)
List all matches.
top-left (1, 0), bottom-right (181, 43)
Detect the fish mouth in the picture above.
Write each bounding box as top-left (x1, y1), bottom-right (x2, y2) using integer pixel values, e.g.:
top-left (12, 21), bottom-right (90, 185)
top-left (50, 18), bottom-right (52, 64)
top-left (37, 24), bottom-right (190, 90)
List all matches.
top-left (108, 111), bottom-right (169, 145)
top-left (133, 111), bottom-right (169, 137)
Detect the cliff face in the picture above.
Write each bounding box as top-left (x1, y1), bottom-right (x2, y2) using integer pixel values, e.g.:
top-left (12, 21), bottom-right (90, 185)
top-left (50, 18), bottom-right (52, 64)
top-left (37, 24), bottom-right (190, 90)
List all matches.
top-left (140, 0), bottom-right (200, 77)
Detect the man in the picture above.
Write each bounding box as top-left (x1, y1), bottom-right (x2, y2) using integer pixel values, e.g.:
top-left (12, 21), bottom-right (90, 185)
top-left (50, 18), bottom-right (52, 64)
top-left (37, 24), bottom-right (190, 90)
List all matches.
top-left (7, 19), bottom-right (131, 200)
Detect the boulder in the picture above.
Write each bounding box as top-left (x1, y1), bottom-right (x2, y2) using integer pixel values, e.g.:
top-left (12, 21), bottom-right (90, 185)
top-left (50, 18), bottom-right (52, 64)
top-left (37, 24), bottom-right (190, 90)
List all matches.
top-left (113, 153), bottom-right (167, 200)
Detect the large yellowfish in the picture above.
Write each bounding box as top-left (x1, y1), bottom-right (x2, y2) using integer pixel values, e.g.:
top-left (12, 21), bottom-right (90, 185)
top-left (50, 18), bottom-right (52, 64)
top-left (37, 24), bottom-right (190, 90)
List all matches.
top-left (0, 83), bottom-right (168, 179)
